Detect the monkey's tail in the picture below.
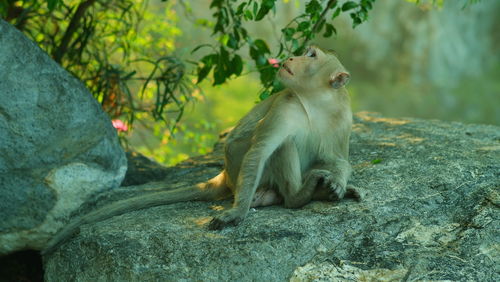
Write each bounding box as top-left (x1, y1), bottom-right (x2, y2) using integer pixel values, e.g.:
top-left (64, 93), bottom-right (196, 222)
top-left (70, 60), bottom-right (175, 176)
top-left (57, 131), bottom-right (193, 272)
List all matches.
top-left (42, 172), bottom-right (230, 256)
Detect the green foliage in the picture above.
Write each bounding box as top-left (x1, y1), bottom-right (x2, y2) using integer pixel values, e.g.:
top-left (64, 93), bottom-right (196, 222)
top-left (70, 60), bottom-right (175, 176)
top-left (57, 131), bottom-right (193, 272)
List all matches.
top-left (0, 0), bottom-right (377, 164)
top-left (132, 75), bottom-right (260, 166)
top-left (47, 0), bottom-right (63, 10)
top-left (1, 0), bottom-right (191, 136)
top-left (194, 0), bottom-right (376, 97)
top-left (1, 0), bottom-right (376, 131)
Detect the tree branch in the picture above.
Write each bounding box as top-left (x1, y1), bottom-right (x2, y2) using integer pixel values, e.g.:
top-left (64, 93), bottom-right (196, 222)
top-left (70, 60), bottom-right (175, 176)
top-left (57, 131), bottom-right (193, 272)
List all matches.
top-left (53, 0), bottom-right (97, 63)
top-left (312, 0), bottom-right (337, 34)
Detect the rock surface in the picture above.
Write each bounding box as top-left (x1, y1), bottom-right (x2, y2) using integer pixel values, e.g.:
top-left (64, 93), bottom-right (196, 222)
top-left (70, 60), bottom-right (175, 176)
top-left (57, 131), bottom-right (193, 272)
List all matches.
top-left (0, 19), bottom-right (127, 254)
top-left (43, 112), bottom-right (499, 281)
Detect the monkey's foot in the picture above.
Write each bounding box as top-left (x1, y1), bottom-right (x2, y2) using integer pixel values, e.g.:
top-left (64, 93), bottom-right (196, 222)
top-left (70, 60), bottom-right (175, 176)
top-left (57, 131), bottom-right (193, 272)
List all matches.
top-left (328, 181), bottom-right (347, 201)
top-left (251, 189), bottom-right (283, 207)
top-left (344, 185), bottom-right (366, 202)
top-left (208, 209), bottom-right (246, 230)
top-left (307, 169), bottom-right (347, 200)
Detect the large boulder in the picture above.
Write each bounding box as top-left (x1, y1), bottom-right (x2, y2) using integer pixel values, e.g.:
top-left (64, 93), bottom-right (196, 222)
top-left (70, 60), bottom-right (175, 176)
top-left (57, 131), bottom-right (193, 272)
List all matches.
top-left (43, 112), bottom-right (499, 281)
top-left (0, 19), bottom-right (127, 254)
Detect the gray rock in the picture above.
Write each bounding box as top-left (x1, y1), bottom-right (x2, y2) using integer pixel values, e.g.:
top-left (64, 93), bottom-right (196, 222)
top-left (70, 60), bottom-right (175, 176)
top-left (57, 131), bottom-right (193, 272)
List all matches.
top-left (121, 150), bottom-right (172, 187)
top-left (0, 19), bottom-right (127, 254)
top-left (43, 112), bottom-right (499, 281)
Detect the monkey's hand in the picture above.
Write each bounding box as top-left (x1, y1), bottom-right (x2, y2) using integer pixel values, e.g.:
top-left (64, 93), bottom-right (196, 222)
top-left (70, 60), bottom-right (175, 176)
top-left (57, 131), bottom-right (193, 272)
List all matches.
top-left (208, 208), bottom-right (246, 230)
top-left (306, 169), bottom-right (347, 200)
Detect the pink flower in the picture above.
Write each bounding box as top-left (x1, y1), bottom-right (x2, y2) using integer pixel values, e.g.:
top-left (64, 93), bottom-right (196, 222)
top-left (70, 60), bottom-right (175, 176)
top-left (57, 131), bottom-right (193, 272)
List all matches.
top-left (112, 119), bottom-right (128, 132)
top-left (268, 58), bottom-right (280, 68)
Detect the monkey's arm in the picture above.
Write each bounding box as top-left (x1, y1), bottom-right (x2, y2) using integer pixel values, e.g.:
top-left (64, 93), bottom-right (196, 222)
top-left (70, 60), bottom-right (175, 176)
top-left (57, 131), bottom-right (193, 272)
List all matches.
top-left (209, 103), bottom-right (302, 229)
top-left (315, 120), bottom-right (353, 199)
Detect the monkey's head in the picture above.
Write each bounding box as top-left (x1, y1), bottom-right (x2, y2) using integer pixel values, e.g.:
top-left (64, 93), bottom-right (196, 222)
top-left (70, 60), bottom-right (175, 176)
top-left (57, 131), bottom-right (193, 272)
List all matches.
top-left (278, 46), bottom-right (350, 92)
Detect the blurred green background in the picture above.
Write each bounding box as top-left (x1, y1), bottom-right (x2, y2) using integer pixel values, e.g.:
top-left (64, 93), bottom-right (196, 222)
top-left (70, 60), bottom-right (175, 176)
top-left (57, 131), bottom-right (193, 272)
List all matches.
top-left (129, 0), bottom-right (500, 165)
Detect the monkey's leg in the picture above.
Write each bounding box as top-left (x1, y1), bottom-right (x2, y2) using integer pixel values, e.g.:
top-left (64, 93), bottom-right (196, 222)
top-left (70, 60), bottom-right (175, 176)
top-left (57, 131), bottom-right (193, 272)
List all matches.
top-left (208, 145), bottom-right (269, 229)
top-left (272, 141), bottom-right (316, 208)
top-left (209, 106), bottom-right (295, 230)
top-left (327, 158), bottom-right (351, 199)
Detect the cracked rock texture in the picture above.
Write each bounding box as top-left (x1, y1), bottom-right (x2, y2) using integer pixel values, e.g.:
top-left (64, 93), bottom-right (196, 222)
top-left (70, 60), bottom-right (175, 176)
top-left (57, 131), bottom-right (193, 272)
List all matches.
top-left (0, 19), bottom-right (127, 254)
top-left (44, 112), bottom-right (499, 281)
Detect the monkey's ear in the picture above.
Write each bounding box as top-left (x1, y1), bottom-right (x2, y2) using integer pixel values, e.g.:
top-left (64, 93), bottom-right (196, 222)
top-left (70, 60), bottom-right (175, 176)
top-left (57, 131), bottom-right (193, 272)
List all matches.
top-left (329, 72), bottom-right (350, 89)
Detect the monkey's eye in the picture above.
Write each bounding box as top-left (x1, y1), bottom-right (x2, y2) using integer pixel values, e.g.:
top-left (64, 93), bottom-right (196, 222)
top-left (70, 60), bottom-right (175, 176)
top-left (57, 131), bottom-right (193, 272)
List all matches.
top-left (306, 49), bottom-right (317, 58)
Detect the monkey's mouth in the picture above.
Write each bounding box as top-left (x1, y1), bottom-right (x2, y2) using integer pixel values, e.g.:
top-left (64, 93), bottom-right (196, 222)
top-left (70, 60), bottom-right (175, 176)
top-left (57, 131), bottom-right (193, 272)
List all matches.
top-left (282, 63), bottom-right (294, 75)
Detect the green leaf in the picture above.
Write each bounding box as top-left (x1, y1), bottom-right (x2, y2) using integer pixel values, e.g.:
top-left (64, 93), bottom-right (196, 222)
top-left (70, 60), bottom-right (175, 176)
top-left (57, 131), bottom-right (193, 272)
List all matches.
top-left (255, 0), bottom-right (276, 21)
top-left (351, 13), bottom-right (362, 28)
top-left (197, 65), bottom-right (212, 84)
top-left (201, 54), bottom-right (217, 65)
top-left (282, 27), bottom-right (295, 40)
top-left (230, 55), bottom-right (243, 76)
top-left (332, 7), bottom-right (341, 19)
top-left (233, 27), bottom-right (241, 41)
top-left (314, 19), bottom-right (325, 33)
top-left (191, 44), bottom-right (212, 54)
top-left (244, 10), bottom-right (253, 20)
top-left (220, 47), bottom-right (230, 69)
top-left (323, 23), bottom-right (336, 37)
top-left (254, 39), bottom-right (270, 54)
top-left (0, 1), bottom-right (7, 17)
top-left (47, 0), bottom-right (60, 11)
top-left (277, 42), bottom-right (285, 57)
top-left (249, 46), bottom-right (259, 60)
top-left (210, 0), bottom-right (224, 9)
top-left (220, 7), bottom-right (229, 24)
top-left (123, 70), bottom-right (137, 80)
top-left (219, 34), bottom-right (229, 45)
top-left (256, 55), bottom-right (267, 66)
top-left (213, 20), bottom-right (224, 34)
top-left (297, 21), bottom-right (310, 32)
top-left (213, 64), bottom-right (226, 85)
top-left (259, 90), bottom-right (271, 100)
top-left (342, 1), bottom-right (358, 11)
top-left (271, 80), bottom-right (285, 93)
top-left (371, 159), bottom-right (382, 164)
top-left (197, 53), bottom-right (218, 83)
top-left (227, 34), bottom-right (239, 49)
top-left (361, 0), bottom-right (373, 9)
top-left (195, 18), bottom-right (211, 27)
top-left (359, 9), bottom-right (368, 21)
top-left (305, 0), bottom-right (322, 14)
top-left (236, 2), bottom-right (247, 15)
top-left (240, 27), bottom-right (248, 38)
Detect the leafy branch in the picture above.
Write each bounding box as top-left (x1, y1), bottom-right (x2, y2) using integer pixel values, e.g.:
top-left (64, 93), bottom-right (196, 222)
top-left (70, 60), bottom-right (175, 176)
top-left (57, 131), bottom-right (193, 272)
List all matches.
top-left (1, 0), bottom-right (376, 137)
top-left (53, 0), bottom-right (97, 63)
top-left (2, 0), bottom-right (192, 135)
top-left (193, 0), bottom-right (376, 98)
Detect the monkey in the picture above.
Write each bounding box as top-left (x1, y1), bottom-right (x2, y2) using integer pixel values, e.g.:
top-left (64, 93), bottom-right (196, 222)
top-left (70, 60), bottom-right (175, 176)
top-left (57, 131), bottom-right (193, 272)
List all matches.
top-left (43, 45), bottom-right (360, 255)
